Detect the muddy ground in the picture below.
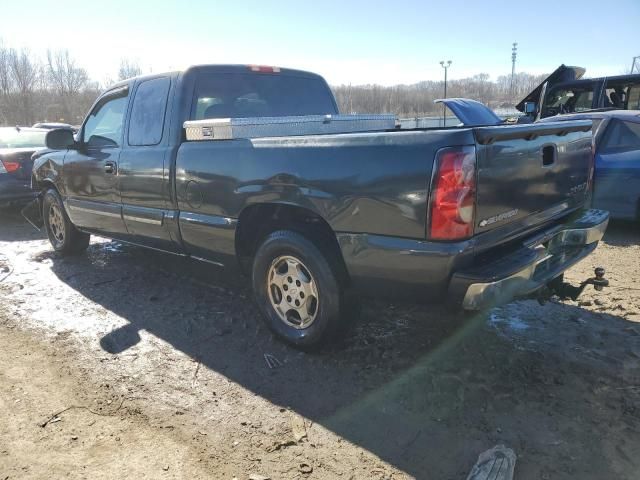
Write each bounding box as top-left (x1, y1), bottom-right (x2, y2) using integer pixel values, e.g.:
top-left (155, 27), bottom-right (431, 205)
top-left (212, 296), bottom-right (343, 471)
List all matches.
top-left (1, 208), bottom-right (639, 480)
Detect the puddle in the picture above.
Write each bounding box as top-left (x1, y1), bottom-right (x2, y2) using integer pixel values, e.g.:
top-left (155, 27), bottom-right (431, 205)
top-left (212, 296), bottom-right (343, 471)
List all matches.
top-left (488, 310), bottom-right (530, 332)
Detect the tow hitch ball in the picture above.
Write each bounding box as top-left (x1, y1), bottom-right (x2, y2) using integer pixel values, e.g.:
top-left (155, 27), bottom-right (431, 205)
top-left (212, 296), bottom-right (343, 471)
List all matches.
top-left (590, 267), bottom-right (609, 292)
top-left (545, 267), bottom-right (609, 302)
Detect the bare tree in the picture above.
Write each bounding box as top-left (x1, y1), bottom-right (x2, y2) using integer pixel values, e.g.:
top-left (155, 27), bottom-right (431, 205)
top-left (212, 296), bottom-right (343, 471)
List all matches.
top-left (0, 41), bottom-right (13, 97)
top-left (46, 49), bottom-right (89, 122)
top-left (118, 59), bottom-right (142, 81)
top-left (0, 41), bottom-right (13, 124)
top-left (8, 48), bottom-right (40, 125)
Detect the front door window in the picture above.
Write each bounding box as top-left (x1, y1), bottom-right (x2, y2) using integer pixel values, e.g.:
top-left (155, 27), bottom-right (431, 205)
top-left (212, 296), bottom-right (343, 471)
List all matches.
top-left (83, 92), bottom-right (128, 147)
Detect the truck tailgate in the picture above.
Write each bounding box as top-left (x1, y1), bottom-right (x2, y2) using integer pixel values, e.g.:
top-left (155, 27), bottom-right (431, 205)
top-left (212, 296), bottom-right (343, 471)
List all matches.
top-left (472, 120), bottom-right (593, 236)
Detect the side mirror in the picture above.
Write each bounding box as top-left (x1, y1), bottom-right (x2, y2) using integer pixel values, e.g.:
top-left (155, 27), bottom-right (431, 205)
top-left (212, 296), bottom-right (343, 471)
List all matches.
top-left (524, 102), bottom-right (537, 114)
top-left (45, 128), bottom-right (76, 150)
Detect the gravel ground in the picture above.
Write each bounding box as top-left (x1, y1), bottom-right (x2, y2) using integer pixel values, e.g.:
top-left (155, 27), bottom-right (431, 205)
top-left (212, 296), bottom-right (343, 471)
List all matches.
top-left (1, 208), bottom-right (639, 479)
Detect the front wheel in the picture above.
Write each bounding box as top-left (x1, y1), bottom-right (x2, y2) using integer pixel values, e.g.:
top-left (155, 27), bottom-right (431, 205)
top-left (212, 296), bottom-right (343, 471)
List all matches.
top-left (43, 189), bottom-right (90, 255)
top-left (252, 230), bottom-right (350, 349)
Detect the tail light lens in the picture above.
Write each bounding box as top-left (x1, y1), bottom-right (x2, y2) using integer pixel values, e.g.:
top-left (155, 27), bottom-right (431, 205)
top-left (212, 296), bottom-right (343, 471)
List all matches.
top-left (428, 146), bottom-right (477, 240)
top-left (0, 158), bottom-right (20, 173)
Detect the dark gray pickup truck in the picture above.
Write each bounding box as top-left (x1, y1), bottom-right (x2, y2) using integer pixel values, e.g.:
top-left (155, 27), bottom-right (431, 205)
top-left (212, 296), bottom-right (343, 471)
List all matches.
top-left (27, 64), bottom-right (609, 348)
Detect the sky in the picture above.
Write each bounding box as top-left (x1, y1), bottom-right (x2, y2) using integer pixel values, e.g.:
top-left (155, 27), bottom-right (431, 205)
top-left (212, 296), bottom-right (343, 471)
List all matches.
top-left (1, 0), bottom-right (639, 86)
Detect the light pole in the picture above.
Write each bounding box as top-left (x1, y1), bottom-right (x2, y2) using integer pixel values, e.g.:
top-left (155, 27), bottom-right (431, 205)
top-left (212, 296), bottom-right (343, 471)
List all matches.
top-left (510, 42), bottom-right (518, 97)
top-left (440, 60), bottom-right (452, 126)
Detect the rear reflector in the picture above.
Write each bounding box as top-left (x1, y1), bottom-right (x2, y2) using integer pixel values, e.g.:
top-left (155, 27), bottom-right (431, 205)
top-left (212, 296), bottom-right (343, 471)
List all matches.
top-left (247, 65), bottom-right (281, 73)
top-left (428, 146), bottom-right (477, 240)
top-left (0, 158), bottom-right (20, 173)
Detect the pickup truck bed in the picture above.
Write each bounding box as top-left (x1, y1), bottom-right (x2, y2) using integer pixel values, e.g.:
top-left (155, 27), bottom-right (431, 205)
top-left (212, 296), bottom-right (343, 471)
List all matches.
top-left (28, 64), bottom-right (608, 348)
top-left (175, 119), bottom-right (596, 300)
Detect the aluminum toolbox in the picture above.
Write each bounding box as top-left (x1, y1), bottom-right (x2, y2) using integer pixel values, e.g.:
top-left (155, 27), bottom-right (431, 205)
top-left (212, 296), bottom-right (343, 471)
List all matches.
top-left (183, 114), bottom-right (397, 141)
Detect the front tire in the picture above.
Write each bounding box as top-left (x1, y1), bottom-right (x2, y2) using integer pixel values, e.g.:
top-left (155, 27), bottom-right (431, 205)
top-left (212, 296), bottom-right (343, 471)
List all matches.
top-left (42, 189), bottom-right (90, 255)
top-left (252, 230), bottom-right (348, 349)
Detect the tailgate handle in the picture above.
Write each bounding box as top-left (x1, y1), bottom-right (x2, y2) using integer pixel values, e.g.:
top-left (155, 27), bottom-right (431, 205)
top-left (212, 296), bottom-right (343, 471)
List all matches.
top-left (542, 145), bottom-right (556, 167)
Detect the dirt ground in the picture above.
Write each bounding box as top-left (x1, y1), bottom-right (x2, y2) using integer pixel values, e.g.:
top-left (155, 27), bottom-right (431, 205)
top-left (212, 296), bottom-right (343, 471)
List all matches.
top-left (1, 208), bottom-right (639, 480)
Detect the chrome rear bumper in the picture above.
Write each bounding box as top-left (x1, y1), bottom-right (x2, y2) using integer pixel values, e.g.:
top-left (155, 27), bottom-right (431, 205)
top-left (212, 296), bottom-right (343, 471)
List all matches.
top-left (452, 209), bottom-right (609, 310)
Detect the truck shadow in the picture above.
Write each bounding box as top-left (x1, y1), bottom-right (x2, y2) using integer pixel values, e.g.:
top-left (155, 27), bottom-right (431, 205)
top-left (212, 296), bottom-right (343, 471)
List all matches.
top-left (39, 235), bottom-right (640, 479)
top-left (0, 208), bottom-right (46, 242)
top-left (601, 219), bottom-right (640, 247)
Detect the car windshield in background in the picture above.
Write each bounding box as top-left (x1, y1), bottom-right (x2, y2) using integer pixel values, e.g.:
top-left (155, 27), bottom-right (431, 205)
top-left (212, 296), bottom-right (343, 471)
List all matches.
top-left (191, 73), bottom-right (337, 119)
top-left (0, 128), bottom-right (47, 149)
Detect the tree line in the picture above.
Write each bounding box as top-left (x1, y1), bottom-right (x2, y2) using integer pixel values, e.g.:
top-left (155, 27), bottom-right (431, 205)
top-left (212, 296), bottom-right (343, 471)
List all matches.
top-left (0, 41), bottom-right (141, 126)
top-left (0, 40), bottom-right (547, 126)
top-left (332, 71), bottom-right (548, 117)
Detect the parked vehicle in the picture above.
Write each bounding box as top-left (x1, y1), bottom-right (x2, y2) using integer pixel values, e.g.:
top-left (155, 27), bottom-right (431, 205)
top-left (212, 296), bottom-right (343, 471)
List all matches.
top-left (538, 111), bottom-right (640, 221)
top-left (517, 64), bottom-right (640, 120)
top-left (26, 65), bottom-right (609, 348)
top-left (0, 127), bottom-right (47, 207)
top-left (32, 122), bottom-right (78, 133)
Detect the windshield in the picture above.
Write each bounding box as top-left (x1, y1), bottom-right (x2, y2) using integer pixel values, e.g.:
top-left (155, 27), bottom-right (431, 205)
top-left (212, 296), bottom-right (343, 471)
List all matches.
top-left (0, 128), bottom-right (47, 149)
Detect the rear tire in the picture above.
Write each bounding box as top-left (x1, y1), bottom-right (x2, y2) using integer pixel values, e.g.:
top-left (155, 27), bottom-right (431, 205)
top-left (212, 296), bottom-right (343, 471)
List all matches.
top-left (42, 189), bottom-right (90, 255)
top-left (252, 230), bottom-right (351, 349)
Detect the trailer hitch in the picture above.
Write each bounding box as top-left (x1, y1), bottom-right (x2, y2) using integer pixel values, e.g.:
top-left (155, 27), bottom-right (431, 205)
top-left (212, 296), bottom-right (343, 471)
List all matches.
top-left (536, 267), bottom-right (609, 304)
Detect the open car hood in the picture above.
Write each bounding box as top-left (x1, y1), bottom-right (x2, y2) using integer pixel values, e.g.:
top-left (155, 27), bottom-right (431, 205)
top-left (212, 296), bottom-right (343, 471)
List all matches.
top-left (435, 98), bottom-right (503, 126)
top-left (515, 64), bottom-right (586, 113)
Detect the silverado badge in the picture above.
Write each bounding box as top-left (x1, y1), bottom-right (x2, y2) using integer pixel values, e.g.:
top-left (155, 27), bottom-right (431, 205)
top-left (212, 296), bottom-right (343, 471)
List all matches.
top-left (478, 209), bottom-right (519, 228)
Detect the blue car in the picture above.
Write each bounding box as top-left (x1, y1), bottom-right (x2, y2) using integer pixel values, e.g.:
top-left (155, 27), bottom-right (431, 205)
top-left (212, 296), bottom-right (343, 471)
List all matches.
top-left (539, 111), bottom-right (640, 221)
top-left (0, 127), bottom-right (48, 207)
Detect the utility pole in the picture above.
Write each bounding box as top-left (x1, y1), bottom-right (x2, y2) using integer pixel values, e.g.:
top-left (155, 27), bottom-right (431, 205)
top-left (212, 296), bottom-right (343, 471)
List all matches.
top-left (632, 56), bottom-right (640, 74)
top-left (440, 60), bottom-right (451, 126)
top-left (510, 42), bottom-right (518, 97)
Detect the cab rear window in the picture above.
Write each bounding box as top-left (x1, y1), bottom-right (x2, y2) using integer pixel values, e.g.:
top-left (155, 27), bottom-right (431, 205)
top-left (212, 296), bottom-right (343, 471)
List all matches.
top-left (191, 73), bottom-right (337, 120)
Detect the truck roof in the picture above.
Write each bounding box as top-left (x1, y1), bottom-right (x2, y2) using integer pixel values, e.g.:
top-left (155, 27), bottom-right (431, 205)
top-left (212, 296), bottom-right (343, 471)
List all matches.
top-left (111, 64), bottom-right (326, 88)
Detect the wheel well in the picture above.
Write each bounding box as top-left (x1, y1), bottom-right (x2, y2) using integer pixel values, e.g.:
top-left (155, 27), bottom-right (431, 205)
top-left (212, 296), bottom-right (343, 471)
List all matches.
top-left (33, 177), bottom-right (57, 194)
top-left (235, 203), bottom-right (349, 282)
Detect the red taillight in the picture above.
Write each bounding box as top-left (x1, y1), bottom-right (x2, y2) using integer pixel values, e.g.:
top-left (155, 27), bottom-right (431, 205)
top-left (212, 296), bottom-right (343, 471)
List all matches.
top-left (428, 146), bottom-right (477, 240)
top-left (247, 65), bottom-right (281, 73)
top-left (0, 159), bottom-right (20, 173)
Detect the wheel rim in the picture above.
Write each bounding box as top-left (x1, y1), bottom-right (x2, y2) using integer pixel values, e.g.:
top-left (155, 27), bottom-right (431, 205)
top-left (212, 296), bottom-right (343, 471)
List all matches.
top-left (267, 255), bottom-right (319, 329)
top-left (48, 204), bottom-right (65, 245)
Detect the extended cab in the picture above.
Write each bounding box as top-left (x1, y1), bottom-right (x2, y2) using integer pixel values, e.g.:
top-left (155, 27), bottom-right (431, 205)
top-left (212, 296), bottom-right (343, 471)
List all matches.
top-left (28, 65), bottom-right (609, 348)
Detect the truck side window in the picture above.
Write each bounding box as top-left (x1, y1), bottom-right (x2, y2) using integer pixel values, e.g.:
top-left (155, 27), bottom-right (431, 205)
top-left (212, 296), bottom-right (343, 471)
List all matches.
top-left (128, 77), bottom-right (171, 146)
top-left (83, 93), bottom-right (129, 147)
top-left (627, 86), bottom-right (640, 110)
top-left (545, 88), bottom-right (593, 115)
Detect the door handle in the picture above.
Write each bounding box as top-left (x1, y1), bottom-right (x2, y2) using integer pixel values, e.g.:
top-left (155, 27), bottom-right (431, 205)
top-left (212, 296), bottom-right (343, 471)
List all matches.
top-left (104, 162), bottom-right (117, 174)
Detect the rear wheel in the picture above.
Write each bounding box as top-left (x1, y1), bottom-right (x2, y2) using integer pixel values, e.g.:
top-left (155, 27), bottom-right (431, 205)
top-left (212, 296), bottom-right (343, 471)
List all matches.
top-left (43, 189), bottom-right (90, 255)
top-left (252, 230), bottom-right (350, 349)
